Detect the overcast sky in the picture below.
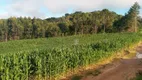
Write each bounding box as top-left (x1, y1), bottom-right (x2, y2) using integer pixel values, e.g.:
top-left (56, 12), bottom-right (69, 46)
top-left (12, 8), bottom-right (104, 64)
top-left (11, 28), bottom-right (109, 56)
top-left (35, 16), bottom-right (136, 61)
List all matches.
top-left (0, 0), bottom-right (142, 19)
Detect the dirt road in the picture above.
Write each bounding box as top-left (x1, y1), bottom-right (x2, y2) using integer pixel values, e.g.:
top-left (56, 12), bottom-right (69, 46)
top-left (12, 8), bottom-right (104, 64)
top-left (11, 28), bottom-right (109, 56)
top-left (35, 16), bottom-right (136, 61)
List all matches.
top-left (61, 44), bottom-right (142, 80)
top-left (81, 45), bottom-right (142, 80)
top-left (82, 59), bottom-right (142, 80)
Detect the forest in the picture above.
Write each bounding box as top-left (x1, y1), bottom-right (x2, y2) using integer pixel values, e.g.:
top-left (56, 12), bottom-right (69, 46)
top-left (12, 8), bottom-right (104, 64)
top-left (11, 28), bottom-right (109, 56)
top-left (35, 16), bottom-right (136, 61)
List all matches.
top-left (0, 2), bottom-right (141, 42)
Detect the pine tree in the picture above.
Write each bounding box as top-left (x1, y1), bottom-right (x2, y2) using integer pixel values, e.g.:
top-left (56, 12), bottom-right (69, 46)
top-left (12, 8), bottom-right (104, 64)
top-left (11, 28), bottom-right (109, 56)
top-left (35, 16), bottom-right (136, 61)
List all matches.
top-left (127, 2), bottom-right (140, 32)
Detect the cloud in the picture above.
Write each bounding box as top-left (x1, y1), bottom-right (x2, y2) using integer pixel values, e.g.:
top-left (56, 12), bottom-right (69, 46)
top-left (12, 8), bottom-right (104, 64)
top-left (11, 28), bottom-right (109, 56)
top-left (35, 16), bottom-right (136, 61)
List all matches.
top-left (44, 0), bottom-right (142, 13)
top-left (0, 12), bottom-right (9, 19)
top-left (7, 0), bottom-right (46, 18)
top-left (0, 0), bottom-right (142, 19)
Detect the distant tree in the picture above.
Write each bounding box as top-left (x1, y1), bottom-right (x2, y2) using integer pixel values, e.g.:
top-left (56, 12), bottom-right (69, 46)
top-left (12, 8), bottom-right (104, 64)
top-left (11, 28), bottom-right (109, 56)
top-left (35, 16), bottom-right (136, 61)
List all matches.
top-left (90, 12), bottom-right (100, 33)
top-left (128, 2), bottom-right (140, 32)
top-left (113, 2), bottom-right (140, 32)
top-left (0, 20), bottom-right (8, 42)
top-left (101, 9), bottom-right (117, 33)
top-left (58, 22), bottom-right (69, 35)
top-left (8, 17), bottom-right (21, 40)
top-left (21, 17), bottom-right (32, 39)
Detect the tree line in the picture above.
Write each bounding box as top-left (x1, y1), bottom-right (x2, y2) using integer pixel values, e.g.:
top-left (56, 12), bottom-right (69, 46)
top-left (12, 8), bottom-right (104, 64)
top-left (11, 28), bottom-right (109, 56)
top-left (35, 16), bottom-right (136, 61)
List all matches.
top-left (0, 2), bottom-right (141, 42)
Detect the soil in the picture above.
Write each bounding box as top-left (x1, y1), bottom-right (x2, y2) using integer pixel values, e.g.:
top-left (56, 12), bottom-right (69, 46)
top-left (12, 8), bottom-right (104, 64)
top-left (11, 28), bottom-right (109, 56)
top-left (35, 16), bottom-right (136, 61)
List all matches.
top-left (81, 59), bottom-right (142, 80)
top-left (61, 44), bottom-right (142, 80)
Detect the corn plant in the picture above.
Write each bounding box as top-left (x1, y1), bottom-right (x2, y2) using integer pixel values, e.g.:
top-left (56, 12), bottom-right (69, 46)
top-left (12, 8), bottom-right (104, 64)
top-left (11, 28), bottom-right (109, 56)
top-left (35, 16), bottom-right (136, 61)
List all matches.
top-left (0, 33), bottom-right (142, 80)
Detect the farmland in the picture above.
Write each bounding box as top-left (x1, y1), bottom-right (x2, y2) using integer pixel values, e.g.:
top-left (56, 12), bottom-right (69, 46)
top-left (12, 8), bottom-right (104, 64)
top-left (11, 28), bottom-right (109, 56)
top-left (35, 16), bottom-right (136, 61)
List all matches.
top-left (0, 33), bottom-right (142, 80)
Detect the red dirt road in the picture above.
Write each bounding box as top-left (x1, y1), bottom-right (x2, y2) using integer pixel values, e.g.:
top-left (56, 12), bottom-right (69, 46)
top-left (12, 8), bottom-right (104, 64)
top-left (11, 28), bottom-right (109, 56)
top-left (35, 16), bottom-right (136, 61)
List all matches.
top-left (81, 59), bottom-right (142, 80)
top-left (81, 45), bottom-right (142, 80)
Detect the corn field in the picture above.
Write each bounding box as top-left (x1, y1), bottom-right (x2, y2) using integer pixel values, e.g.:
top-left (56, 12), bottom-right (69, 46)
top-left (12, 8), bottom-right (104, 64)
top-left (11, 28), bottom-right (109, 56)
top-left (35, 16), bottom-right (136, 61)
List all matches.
top-left (0, 33), bottom-right (142, 80)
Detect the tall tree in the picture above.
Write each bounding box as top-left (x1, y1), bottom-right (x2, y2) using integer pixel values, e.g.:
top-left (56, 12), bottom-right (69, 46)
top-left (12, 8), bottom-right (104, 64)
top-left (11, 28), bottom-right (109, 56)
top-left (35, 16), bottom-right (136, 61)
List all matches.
top-left (0, 20), bottom-right (8, 42)
top-left (113, 2), bottom-right (140, 32)
top-left (128, 2), bottom-right (140, 32)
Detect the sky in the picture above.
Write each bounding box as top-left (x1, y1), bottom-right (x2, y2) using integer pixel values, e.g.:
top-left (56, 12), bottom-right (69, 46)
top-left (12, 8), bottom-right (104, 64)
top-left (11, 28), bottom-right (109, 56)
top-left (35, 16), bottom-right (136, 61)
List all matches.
top-left (0, 0), bottom-right (142, 19)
